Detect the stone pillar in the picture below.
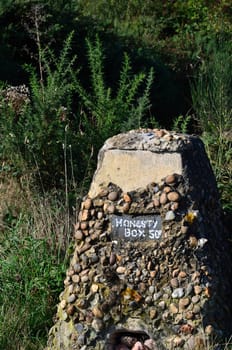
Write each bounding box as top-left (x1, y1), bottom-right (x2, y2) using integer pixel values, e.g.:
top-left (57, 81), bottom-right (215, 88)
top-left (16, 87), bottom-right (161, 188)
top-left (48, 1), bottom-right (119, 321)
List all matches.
top-left (46, 129), bottom-right (232, 350)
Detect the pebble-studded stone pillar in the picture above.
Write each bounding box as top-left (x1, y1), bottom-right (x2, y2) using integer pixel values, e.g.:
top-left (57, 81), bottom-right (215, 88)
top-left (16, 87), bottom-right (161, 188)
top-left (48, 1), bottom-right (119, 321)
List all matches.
top-left (46, 129), bottom-right (232, 350)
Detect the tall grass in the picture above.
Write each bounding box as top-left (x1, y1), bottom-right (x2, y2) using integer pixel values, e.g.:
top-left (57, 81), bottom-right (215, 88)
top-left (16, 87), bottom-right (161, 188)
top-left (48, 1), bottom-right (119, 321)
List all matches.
top-left (190, 37), bottom-right (232, 211)
top-left (0, 186), bottom-right (69, 350)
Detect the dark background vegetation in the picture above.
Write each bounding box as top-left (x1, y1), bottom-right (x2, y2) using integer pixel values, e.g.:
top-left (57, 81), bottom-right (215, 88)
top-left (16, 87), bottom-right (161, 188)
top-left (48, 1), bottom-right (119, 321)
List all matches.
top-left (0, 1), bottom-right (231, 349)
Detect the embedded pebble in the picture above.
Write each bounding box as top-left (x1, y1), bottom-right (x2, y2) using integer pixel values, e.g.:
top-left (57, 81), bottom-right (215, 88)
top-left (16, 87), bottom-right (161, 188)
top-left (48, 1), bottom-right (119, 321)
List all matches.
top-left (178, 271), bottom-right (187, 279)
top-left (165, 210), bottom-right (175, 221)
top-left (170, 278), bottom-right (179, 288)
top-left (149, 286), bottom-right (155, 294)
top-left (72, 274), bottom-right (80, 283)
top-left (153, 292), bottom-right (162, 301)
top-left (110, 252), bottom-right (116, 265)
top-left (74, 322), bottom-right (84, 333)
top-left (75, 230), bottom-right (83, 240)
top-left (193, 304), bottom-right (201, 314)
top-left (83, 198), bottom-right (92, 209)
top-left (73, 263), bottom-right (82, 273)
top-left (160, 192), bottom-right (167, 204)
top-left (67, 294), bottom-right (76, 303)
top-left (108, 191), bottom-right (118, 201)
top-left (179, 297), bottom-right (190, 309)
top-left (158, 300), bottom-right (166, 309)
top-left (165, 174), bottom-right (176, 184)
top-left (106, 204), bottom-right (115, 214)
top-left (123, 193), bottom-right (131, 203)
top-left (167, 191), bottom-right (180, 202)
top-left (153, 197), bottom-right (160, 207)
top-left (60, 300), bottom-right (66, 309)
top-left (122, 202), bottom-right (130, 212)
top-left (116, 266), bottom-right (126, 274)
top-left (90, 283), bottom-right (99, 293)
top-left (172, 288), bottom-right (184, 298)
top-left (192, 295), bottom-right (200, 304)
top-left (67, 305), bottom-right (75, 316)
top-left (194, 285), bottom-right (202, 295)
top-left (169, 303), bottom-right (178, 314)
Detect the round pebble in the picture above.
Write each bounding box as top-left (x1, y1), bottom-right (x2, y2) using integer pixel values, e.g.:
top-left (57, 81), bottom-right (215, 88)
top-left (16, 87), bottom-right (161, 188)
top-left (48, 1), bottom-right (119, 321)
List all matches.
top-left (160, 192), bottom-right (167, 204)
top-left (74, 323), bottom-right (84, 333)
top-left (165, 210), bottom-right (175, 221)
top-left (75, 230), bottom-right (83, 240)
top-left (192, 295), bottom-right (200, 304)
top-left (169, 303), bottom-right (178, 314)
top-left (170, 278), bottom-right (179, 288)
top-left (167, 191), bottom-right (180, 202)
top-left (72, 274), bottom-right (80, 283)
top-left (116, 266), bottom-right (126, 274)
top-left (194, 285), bottom-right (202, 295)
top-left (165, 174), bottom-right (176, 184)
top-left (158, 300), bottom-right (166, 309)
top-left (193, 304), bottom-right (201, 314)
top-left (108, 191), bottom-right (118, 201)
top-left (172, 288), bottom-right (184, 299)
top-left (178, 271), bottom-right (187, 279)
top-left (179, 297), bottom-right (190, 309)
top-left (67, 294), bottom-right (76, 303)
top-left (107, 204), bottom-right (115, 214)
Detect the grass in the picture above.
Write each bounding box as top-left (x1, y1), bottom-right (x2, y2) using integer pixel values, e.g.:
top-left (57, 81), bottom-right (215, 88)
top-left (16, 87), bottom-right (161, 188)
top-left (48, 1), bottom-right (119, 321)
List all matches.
top-left (0, 182), bottom-right (70, 350)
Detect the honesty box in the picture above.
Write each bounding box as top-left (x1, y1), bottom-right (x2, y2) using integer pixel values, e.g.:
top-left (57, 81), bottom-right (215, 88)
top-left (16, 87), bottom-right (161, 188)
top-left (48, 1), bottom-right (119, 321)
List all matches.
top-left (111, 214), bottom-right (162, 241)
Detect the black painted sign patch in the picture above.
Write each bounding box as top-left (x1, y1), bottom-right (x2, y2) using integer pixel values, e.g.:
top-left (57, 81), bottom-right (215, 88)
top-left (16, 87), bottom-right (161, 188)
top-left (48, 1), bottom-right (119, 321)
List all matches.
top-left (111, 215), bottom-right (162, 241)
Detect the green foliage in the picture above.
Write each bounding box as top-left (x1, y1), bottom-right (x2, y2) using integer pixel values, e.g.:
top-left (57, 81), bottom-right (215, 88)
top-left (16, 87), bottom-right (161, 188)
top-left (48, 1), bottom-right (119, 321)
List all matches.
top-left (0, 33), bottom-right (155, 190)
top-left (190, 37), bottom-right (232, 210)
top-left (76, 36), bottom-right (155, 154)
top-left (0, 214), bottom-right (67, 349)
top-left (78, 0), bottom-right (232, 66)
top-left (0, 32), bottom-right (79, 188)
top-left (172, 115), bottom-right (191, 134)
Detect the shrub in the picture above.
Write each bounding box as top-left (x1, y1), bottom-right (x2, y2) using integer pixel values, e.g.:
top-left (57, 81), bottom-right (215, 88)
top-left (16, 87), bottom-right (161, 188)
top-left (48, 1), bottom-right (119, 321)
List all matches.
top-left (190, 36), bottom-right (232, 210)
top-left (0, 32), bottom-right (79, 189)
top-left (0, 33), bottom-right (155, 191)
top-left (75, 35), bottom-right (155, 159)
